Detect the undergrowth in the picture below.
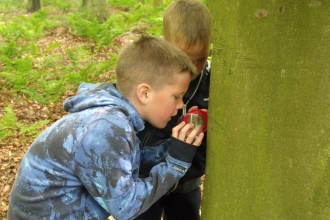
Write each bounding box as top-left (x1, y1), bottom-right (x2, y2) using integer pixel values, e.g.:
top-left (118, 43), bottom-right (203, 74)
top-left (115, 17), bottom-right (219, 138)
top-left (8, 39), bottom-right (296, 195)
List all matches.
top-left (0, 107), bottom-right (50, 142)
top-left (0, 0), bottom-right (171, 141)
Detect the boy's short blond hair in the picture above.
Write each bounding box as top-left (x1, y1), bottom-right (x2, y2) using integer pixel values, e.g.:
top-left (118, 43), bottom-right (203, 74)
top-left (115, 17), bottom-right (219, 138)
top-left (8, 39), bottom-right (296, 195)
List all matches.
top-left (116, 35), bottom-right (197, 97)
top-left (163, 0), bottom-right (212, 48)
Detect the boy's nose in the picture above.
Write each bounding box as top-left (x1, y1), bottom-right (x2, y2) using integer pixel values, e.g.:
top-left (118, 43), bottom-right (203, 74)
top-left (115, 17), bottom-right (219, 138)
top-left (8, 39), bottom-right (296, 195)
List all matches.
top-left (177, 100), bottom-right (184, 109)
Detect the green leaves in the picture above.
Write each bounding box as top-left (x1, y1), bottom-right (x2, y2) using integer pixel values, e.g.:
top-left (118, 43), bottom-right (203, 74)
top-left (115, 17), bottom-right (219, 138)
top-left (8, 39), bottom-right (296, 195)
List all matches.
top-left (0, 107), bottom-right (18, 141)
top-left (0, 0), bottom-right (169, 138)
top-left (0, 107), bottom-right (50, 141)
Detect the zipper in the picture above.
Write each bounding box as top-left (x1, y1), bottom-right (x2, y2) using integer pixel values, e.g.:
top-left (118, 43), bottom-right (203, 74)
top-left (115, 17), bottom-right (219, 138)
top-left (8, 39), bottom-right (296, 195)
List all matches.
top-left (140, 131), bottom-right (151, 148)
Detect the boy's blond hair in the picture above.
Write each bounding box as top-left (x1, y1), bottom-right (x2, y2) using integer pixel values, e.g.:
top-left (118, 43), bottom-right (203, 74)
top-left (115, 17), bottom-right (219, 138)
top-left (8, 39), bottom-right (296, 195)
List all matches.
top-left (116, 35), bottom-right (197, 97)
top-left (163, 0), bottom-right (212, 48)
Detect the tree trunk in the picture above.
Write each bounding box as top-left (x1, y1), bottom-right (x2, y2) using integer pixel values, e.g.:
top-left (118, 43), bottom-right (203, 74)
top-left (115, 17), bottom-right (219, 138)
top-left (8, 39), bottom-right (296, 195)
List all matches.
top-left (27, 0), bottom-right (41, 13)
top-left (81, 0), bottom-right (109, 23)
top-left (202, 1), bottom-right (330, 219)
top-left (153, 0), bottom-right (162, 7)
top-left (82, 0), bottom-right (87, 8)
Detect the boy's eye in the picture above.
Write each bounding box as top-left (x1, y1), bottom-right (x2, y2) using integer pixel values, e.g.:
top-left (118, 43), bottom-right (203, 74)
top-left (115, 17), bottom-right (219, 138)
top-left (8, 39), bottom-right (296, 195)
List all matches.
top-left (174, 95), bottom-right (181, 100)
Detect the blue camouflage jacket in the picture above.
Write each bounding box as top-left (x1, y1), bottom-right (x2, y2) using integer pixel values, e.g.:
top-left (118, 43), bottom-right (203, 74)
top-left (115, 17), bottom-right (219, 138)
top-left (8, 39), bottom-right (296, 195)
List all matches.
top-left (7, 83), bottom-right (197, 220)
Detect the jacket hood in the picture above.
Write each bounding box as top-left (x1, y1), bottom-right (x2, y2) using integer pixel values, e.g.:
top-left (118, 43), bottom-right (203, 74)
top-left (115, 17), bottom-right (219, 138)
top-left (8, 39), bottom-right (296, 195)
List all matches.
top-left (63, 82), bottom-right (145, 132)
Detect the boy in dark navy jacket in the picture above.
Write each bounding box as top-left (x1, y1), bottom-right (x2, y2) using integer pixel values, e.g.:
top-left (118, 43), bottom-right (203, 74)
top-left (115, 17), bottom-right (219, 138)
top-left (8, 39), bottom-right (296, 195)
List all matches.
top-left (135, 0), bottom-right (212, 219)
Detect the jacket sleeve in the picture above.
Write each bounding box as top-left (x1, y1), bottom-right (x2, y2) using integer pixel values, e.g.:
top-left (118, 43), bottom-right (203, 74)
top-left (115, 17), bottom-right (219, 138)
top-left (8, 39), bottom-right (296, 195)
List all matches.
top-left (139, 135), bottom-right (206, 182)
top-left (139, 139), bottom-right (169, 177)
top-left (139, 136), bottom-right (206, 182)
top-left (180, 134), bottom-right (207, 181)
top-left (72, 115), bottom-right (197, 220)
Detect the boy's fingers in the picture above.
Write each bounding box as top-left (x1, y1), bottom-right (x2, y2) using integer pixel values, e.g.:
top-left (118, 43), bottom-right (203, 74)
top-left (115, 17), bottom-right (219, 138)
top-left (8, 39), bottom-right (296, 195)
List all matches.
top-left (184, 127), bottom-right (201, 145)
top-left (188, 106), bottom-right (198, 112)
top-left (178, 123), bottom-right (194, 140)
top-left (192, 132), bottom-right (204, 146)
top-left (172, 123), bottom-right (204, 145)
top-left (172, 121), bottom-right (186, 139)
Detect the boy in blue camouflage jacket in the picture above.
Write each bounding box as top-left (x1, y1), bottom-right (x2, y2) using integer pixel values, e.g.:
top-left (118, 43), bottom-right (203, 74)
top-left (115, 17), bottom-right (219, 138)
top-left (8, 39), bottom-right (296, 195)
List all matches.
top-left (134, 0), bottom-right (212, 219)
top-left (7, 35), bottom-right (204, 220)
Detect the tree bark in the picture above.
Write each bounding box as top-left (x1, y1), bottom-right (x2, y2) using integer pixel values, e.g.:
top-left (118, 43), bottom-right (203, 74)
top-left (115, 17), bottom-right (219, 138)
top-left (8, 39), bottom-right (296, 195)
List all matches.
top-left (153, 0), bottom-right (162, 7)
top-left (82, 0), bottom-right (87, 8)
top-left (27, 0), bottom-right (41, 13)
top-left (81, 0), bottom-right (109, 23)
top-left (202, 0), bottom-right (330, 219)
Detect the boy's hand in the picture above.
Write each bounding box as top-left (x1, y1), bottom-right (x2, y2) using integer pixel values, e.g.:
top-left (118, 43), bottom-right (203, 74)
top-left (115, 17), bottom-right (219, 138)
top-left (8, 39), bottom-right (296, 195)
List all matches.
top-left (188, 105), bottom-right (208, 113)
top-left (172, 122), bottom-right (204, 147)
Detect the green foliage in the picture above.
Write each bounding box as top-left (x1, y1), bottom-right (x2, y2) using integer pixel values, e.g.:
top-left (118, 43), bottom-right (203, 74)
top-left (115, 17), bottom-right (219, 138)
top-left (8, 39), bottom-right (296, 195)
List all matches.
top-left (0, 9), bottom-right (56, 42)
top-left (0, 107), bottom-right (50, 142)
top-left (0, 107), bottom-right (18, 140)
top-left (0, 0), bottom-right (170, 133)
top-left (67, 0), bottom-right (169, 45)
top-left (42, 0), bottom-right (80, 12)
top-left (0, 0), bottom-right (26, 11)
top-left (108, 0), bottom-right (139, 7)
top-left (68, 10), bottom-right (126, 47)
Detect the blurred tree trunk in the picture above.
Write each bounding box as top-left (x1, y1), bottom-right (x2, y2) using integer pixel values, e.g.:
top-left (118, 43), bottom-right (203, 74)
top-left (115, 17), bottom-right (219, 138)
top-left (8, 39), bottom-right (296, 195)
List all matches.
top-left (153, 0), bottom-right (162, 7)
top-left (27, 0), bottom-right (41, 13)
top-left (202, 0), bottom-right (330, 219)
top-left (82, 0), bottom-right (109, 23)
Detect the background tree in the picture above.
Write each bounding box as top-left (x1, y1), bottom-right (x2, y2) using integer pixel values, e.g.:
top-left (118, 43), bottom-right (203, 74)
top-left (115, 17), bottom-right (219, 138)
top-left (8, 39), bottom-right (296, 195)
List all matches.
top-left (27, 0), bottom-right (41, 12)
top-left (202, 0), bottom-right (330, 219)
top-left (153, 0), bottom-right (162, 7)
top-left (82, 0), bottom-right (109, 23)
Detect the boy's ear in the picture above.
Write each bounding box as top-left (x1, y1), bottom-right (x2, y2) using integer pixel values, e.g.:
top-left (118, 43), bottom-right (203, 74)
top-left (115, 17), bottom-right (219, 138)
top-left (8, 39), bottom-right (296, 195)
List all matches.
top-left (136, 84), bottom-right (151, 104)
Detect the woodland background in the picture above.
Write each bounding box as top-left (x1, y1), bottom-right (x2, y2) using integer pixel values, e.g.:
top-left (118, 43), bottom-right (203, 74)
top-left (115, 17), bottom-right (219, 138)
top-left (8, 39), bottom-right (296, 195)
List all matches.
top-left (0, 0), bottom-right (201, 218)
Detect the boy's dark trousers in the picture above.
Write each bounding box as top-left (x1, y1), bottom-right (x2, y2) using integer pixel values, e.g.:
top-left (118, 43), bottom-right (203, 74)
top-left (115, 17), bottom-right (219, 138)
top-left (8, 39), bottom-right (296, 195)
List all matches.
top-left (135, 178), bottom-right (201, 220)
top-left (134, 184), bottom-right (201, 220)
